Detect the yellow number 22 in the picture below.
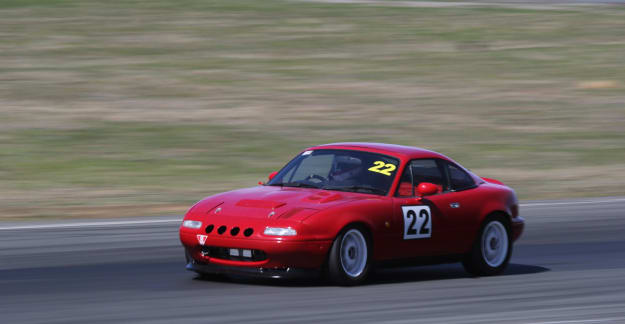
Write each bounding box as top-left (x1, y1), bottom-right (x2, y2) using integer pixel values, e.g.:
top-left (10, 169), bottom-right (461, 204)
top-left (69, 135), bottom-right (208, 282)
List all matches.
top-left (368, 161), bottom-right (396, 176)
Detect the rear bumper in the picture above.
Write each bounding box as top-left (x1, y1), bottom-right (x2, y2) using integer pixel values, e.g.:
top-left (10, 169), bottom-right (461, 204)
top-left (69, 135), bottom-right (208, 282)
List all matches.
top-left (511, 216), bottom-right (525, 241)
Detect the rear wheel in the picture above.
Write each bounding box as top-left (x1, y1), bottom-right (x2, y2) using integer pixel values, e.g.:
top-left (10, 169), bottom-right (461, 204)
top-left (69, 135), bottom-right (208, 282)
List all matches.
top-left (462, 217), bottom-right (511, 276)
top-left (327, 226), bottom-right (371, 286)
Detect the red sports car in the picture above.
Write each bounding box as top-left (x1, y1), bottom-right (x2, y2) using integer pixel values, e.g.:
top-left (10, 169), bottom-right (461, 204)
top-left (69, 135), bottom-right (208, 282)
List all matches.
top-left (179, 143), bottom-right (524, 285)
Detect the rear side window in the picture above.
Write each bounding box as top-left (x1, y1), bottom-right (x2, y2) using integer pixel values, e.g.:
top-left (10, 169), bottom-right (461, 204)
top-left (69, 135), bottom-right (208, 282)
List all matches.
top-left (446, 163), bottom-right (475, 191)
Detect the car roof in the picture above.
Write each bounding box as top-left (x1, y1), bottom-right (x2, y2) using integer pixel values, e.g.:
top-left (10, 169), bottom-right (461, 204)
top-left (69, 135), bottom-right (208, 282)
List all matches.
top-left (307, 142), bottom-right (447, 161)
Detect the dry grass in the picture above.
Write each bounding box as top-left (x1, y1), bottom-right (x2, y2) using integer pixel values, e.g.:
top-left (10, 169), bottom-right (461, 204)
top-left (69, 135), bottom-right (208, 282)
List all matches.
top-left (1, 0), bottom-right (624, 219)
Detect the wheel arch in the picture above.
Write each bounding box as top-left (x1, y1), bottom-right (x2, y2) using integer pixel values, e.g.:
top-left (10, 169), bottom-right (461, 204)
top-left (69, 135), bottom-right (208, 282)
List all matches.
top-left (475, 206), bottom-right (513, 244)
top-left (322, 218), bottom-right (376, 264)
top-left (482, 210), bottom-right (512, 229)
top-left (331, 219), bottom-right (375, 249)
top-left (478, 200), bottom-right (514, 228)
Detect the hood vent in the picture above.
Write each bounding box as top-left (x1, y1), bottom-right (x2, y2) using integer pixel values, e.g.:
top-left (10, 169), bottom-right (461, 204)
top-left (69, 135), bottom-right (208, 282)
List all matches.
top-left (235, 199), bottom-right (286, 209)
top-left (277, 207), bottom-right (319, 220)
top-left (302, 193), bottom-right (343, 204)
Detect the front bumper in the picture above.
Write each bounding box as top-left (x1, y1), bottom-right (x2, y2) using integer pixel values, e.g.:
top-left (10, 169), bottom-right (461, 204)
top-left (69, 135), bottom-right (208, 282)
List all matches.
top-left (184, 249), bottom-right (319, 279)
top-left (180, 229), bottom-right (332, 275)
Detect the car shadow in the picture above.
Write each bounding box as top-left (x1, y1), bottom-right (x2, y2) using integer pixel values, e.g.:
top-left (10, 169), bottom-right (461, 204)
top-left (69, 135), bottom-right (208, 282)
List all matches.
top-left (193, 263), bottom-right (550, 287)
top-left (364, 263), bottom-right (550, 286)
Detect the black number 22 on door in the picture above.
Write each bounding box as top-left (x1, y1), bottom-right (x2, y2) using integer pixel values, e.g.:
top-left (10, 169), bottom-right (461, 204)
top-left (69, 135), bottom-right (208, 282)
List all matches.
top-left (401, 205), bottom-right (432, 239)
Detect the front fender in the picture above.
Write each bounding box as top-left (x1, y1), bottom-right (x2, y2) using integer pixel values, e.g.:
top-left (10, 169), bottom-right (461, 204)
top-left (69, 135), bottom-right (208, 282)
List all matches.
top-left (300, 197), bottom-right (392, 259)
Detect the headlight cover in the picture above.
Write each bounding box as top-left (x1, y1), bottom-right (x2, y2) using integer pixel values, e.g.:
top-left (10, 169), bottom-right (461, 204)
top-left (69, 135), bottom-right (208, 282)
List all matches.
top-left (264, 227), bottom-right (297, 236)
top-left (182, 220), bottom-right (203, 229)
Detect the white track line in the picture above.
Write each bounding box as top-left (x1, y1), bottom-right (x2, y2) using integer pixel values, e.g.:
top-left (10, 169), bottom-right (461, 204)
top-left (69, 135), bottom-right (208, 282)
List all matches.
top-left (0, 218), bottom-right (181, 231)
top-left (520, 198), bottom-right (625, 207)
top-left (527, 318), bottom-right (624, 324)
top-left (1, 197), bottom-right (624, 231)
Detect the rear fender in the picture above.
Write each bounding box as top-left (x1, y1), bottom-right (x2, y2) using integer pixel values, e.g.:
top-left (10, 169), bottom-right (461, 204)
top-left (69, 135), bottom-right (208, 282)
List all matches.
top-left (478, 200), bottom-right (513, 227)
top-left (476, 183), bottom-right (517, 225)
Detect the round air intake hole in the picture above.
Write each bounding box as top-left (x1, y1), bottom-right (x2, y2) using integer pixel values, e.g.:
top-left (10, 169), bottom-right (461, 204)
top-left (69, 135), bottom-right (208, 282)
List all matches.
top-left (217, 226), bottom-right (227, 235)
top-left (243, 228), bottom-right (254, 237)
top-left (205, 224), bottom-right (214, 234)
top-left (230, 227), bottom-right (240, 236)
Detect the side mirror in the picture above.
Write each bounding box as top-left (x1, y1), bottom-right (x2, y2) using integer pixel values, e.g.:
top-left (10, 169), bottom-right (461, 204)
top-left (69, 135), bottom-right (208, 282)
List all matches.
top-left (268, 171), bottom-right (278, 181)
top-left (417, 182), bottom-right (438, 196)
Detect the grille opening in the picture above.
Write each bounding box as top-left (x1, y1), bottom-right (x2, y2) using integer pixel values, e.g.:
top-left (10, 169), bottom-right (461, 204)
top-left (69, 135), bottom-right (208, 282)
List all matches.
top-left (217, 226), bottom-right (227, 234)
top-left (230, 227), bottom-right (240, 236)
top-left (205, 224), bottom-right (214, 234)
top-left (200, 246), bottom-right (266, 261)
top-left (243, 228), bottom-right (254, 237)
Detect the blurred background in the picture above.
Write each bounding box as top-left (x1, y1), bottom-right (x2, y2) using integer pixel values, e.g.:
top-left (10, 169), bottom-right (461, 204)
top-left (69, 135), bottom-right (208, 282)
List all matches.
top-left (1, 0), bottom-right (623, 220)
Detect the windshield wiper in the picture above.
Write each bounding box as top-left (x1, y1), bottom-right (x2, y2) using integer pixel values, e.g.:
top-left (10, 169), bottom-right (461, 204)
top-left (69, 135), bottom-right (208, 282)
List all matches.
top-left (322, 185), bottom-right (386, 195)
top-left (270, 182), bottom-right (320, 189)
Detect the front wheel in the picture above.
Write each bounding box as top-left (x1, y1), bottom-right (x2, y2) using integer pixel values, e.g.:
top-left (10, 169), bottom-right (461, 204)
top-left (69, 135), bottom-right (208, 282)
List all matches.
top-left (327, 226), bottom-right (371, 286)
top-left (462, 217), bottom-right (512, 276)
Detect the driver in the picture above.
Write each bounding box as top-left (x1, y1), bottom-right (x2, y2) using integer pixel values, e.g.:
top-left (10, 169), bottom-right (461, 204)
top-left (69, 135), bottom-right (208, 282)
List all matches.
top-left (329, 156), bottom-right (363, 183)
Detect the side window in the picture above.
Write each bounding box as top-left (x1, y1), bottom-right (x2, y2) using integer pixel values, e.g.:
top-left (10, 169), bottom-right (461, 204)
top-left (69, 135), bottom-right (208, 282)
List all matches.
top-left (396, 159), bottom-right (445, 197)
top-left (396, 164), bottom-right (414, 197)
top-left (446, 163), bottom-right (475, 191)
top-left (411, 160), bottom-right (445, 187)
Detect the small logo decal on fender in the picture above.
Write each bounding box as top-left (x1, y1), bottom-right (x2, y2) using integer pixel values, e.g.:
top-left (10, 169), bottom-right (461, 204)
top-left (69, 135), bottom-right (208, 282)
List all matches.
top-left (197, 234), bottom-right (208, 245)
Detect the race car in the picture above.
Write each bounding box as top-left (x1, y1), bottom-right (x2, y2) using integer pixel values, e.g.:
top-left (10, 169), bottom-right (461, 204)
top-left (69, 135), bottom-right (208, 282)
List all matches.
top-left (179, 142), bottom-right (524, 285)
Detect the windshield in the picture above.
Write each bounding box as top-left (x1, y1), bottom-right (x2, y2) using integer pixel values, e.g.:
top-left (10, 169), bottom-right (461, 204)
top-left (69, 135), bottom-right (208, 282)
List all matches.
top-left (267, 149), bottom-right (400, 195)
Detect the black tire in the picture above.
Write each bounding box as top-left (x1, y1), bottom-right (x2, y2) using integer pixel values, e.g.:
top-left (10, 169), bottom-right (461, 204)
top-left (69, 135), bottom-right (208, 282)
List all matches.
top-left (327, 225), bottom-right (371, 286)
top-left (462, 216), bottom-right (512, 276)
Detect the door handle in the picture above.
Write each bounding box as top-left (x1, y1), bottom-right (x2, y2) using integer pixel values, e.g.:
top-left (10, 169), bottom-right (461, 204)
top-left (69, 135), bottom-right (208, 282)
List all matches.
top-left (450, 202), bottom-right (460, 208)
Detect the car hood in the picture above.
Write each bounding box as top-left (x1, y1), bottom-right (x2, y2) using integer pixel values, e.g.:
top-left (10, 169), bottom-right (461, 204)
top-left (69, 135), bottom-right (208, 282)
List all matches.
top-left (188, 185), bottom-right (367, 222)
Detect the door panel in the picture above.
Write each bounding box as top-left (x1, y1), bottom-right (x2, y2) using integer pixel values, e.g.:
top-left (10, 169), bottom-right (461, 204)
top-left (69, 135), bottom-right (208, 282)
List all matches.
top-left (423, 192), bottom-right (478, 253)
top-left (391, 197), bottom-right (445, 258)
top-left (391, 190), bottom-right (482, 257)
top-left (388, 158), bottom-right (484, 259)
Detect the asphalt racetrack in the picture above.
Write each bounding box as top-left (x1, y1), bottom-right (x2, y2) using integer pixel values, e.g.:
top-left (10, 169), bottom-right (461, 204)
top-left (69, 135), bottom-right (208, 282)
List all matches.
top-left (1, 197), bottom-right (625, 323)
